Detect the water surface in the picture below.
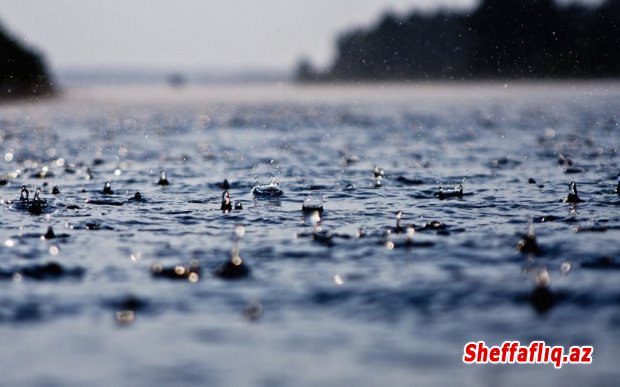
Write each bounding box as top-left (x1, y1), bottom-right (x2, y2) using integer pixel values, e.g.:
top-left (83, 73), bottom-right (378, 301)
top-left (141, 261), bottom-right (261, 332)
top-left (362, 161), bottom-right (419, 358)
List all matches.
top-left (1, 82), bottom-right (619, 386)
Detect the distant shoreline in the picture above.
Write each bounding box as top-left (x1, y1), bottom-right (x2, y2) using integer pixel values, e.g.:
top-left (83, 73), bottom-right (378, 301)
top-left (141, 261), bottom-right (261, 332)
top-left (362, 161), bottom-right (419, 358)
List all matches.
top-left (15, 80), bottom-right (617, 107)
top-left (297, 0), bottom-right (620, 82)
top-left (0, 21), bottom-right (55, 100)
top-left (52, 67), bottom-right (620, 89)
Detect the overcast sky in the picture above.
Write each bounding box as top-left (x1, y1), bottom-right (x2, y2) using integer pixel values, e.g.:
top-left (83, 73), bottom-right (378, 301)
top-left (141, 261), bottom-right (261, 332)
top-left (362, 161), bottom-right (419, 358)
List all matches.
top-left (0, 0), bottom-right (479, 72)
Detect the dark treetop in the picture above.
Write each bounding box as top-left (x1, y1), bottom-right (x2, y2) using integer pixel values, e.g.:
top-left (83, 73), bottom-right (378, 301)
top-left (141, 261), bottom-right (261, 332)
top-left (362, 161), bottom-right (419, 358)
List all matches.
top-left (297, 0), bottom-right (620, 81)
top-left (0, 21), bottom-right (54, 100)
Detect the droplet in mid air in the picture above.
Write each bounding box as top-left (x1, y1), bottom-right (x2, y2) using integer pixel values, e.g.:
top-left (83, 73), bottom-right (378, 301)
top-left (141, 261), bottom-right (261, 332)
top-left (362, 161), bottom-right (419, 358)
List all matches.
top-left (157, 170), bottom-right (170, 186)
top-left (221, 190), bottom-right (232, 212)
top-left (564, 181), bottom-right (583, 203)
top-left (102, 181), bottom-right (114, 195)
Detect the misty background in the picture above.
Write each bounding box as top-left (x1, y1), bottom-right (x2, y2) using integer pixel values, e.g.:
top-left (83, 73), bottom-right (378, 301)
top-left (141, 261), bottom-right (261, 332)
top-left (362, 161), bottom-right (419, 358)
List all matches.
top-left (0, 0), bottom-right (608, 85)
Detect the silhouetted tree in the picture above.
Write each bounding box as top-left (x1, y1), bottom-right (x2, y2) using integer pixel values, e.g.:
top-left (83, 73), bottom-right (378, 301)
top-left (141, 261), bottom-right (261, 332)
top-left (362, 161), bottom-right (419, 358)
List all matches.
top-left (295, 58), bottom-right (322, 82)
top-left (0, 21), bottom-right (54, 99)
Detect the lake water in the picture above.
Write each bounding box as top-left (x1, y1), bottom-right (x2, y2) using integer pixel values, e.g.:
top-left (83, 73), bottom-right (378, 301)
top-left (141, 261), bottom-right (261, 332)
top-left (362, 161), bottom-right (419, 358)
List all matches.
top-left (1, 82), bottom-right (619, 386)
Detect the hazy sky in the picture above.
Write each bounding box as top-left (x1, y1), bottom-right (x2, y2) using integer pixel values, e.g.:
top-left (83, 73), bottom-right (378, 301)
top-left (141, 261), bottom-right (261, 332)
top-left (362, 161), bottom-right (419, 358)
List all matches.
top-left (0, 0), bottom-right (477, 72)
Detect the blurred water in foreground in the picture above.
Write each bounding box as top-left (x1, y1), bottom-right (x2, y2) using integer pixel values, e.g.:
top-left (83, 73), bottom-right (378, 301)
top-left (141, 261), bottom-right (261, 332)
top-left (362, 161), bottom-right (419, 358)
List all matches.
top-left (0, 82), bottom-right (619, 386)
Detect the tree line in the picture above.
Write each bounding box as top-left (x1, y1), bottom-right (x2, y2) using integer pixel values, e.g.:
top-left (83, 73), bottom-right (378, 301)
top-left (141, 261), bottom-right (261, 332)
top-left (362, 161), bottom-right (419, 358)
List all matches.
top-left (296, 0), bottom-right (620, 81)
top-left (1, 21), bottom-right (54, 99)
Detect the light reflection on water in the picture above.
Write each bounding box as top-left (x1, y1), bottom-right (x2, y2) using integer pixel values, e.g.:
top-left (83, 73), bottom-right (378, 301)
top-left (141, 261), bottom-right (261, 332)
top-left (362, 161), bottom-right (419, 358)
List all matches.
top-left (0, 82), bottom-right (619, 386)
